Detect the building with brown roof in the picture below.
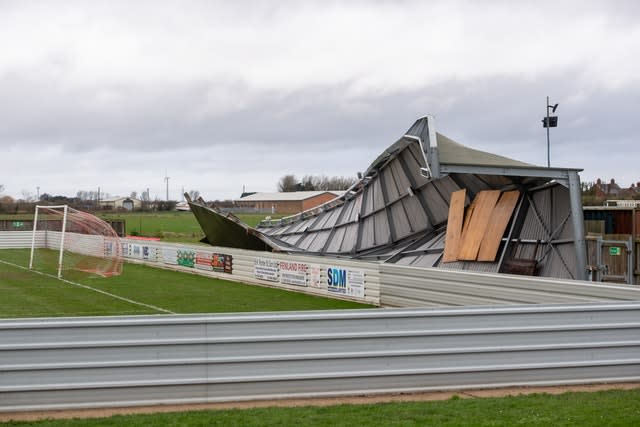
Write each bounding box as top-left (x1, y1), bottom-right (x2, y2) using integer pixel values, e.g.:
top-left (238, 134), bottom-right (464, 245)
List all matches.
top-left (235, 191), bottom-right (344, 214)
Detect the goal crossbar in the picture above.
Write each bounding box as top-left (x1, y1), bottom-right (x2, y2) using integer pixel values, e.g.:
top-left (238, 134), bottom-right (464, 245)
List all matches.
top-left (29, 205), bottom-right (122, 279)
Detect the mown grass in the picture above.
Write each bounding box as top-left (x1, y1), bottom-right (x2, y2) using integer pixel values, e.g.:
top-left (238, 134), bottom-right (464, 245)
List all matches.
top-left (1, 212), bottom-right (284, 243)
top-left (2, 389), bottom-right (639, 426)
top-left (0, 249), bottom-right (372, 318)
top-left (101, 212), bottom-right (284, 241)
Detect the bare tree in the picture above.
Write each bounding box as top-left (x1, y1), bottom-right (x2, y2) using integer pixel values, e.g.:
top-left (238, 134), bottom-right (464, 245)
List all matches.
top-left (328, 176), bottom-right (357, 190)
top-left (278, 174), bottom-right (356, 192)
top-left (278, 174), bottom-right (298, 192)
top-left (300, 175), bottom-right (318, 191)
top-left (20, 190), bottom-right (35, 202)
top-left (130, 191), bottom-right (138, 199)
top-left (0, 184), bottom-right (4, 194)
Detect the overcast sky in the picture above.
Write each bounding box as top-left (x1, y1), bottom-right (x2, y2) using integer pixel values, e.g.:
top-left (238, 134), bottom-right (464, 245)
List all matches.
top-left (1, 0), bottom-right (639, 201)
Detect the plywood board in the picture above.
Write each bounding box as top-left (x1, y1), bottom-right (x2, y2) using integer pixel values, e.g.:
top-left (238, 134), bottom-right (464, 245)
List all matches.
top-left (461, 192), bottom-right (477, 237)
top-left (458, 190), bottom-right (501, 261)
top-left (442, 189), bottom-right (466, 263)
top-left (477, 190), bottom-right (520, 261)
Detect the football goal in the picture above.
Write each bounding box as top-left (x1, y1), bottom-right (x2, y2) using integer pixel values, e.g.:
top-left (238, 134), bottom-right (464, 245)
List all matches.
top-left (29, 205), bottom-right (123, 279)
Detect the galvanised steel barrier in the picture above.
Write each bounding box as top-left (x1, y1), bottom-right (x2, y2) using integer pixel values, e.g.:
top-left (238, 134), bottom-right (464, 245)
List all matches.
top-left (2, 302), bottom-right (640, 412)
top-left (379, 263), bottom-right (640, 307)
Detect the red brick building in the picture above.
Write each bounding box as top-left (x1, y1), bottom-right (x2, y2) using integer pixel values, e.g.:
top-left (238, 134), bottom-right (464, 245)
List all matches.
top-left (594, 178), bottom-right (640, 199)
top-left (236, 191), bottom-right (344, 214)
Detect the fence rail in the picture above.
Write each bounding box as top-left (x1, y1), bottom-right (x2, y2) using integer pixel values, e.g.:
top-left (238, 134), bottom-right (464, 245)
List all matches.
top-left (379, 263), bottom-right (640, 307)
top-left (0, 231), bottom-right (44, 249)
top-left (1, 302), bottom-right (640, 412)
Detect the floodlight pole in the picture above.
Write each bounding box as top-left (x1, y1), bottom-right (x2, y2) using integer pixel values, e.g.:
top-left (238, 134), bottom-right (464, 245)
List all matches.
top-left (546, 96), bottom-right (551, 168)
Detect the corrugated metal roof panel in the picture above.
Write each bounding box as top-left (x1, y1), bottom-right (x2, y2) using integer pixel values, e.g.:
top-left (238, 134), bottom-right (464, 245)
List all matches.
top-left (286, 218), bottom-right (314, 234)
top-left (308, 230), bottom-right (331, 252)
top-left (390, 201), bottom-right (413, 240)
top-left (434, 175), bottom-right (462, 201)
top-left (374, 211), bottom-right (391, 246)
top-left (422, 183), bottom-right (449, 225)
top-left (363, 184), bottom-right (375, 215)
top-left (394, 256), bottom-right (416, 266)
top-left (308, 211), bottom-right (333, 231)
top-left (321, 207), bottom-right (342, 230)
top-left (280, 234), bottom-right (302, 245)
top-left (382, 165), bottom-right (401, 202)
top-left (439, 260), bottom-right (500, 274)
top-left (437, 133), bottom-right (533, 168)
top-left (340, 224), bottom-right (359, 253)
top-left (449, 173), bottom-right (490, 197)
top-left (405, 144), bottom-right (430, 187)
top-left (390, 160), bottom-right (411, 198)
top-left (339, 198), bottom-right (361, 225)
top-left (409, 253), bottom-right (442, 268)
top-left (359, 216), bottom-right (376, 249)
top-left (372, 179), bottom-right (385, 212)
top-left (404, 196), bottom-right (430, 235)
top-left (296, 233), bottom-right (317, 251)
top-left (326, 226), bottom-right (346, 253)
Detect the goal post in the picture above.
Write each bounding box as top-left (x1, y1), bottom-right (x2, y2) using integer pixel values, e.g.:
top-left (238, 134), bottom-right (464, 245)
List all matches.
top-left (30, 205), bottom-right (68, 278)
top-left (29, 205), bottom-right (123, 279)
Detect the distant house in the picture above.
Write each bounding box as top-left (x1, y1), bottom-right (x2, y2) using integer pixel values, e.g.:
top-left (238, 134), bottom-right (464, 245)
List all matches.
top-left (236, 191), bottom-right (344, 214)
top-left (98, 197), bottom-right (142, 211)
top-left (594, 178), bottom-right (622, 198)
top-left (624, 182), bottom-right (640, 197)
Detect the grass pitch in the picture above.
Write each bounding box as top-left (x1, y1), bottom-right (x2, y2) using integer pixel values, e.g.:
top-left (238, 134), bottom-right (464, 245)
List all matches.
top-left (100, 212), bottom-right (285, 242)
top-left (0, 249), bottom-right (372, 318)
top-left (1, 212), bottom-right (284, 243)
top-left (2, 388), bottom-right (639, 426)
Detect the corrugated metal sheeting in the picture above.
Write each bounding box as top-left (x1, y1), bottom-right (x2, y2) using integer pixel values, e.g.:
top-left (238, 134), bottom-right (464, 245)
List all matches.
top-left (41, 231), bottom-right (109, 259)
top-left (121, 239), bottom-right (381, 306)
top-left (2, 302), bottom-right (639, 412)
top-left (0, 231), bottom-right (109, 258)
top-left (379, 263), bottom-right (640, 307)
top-left (115, 238), bottom-right (640, 307)
top-left (189, 116), bottom-right (587, 281)
top-left (0, 231), bottom-right (45, 249)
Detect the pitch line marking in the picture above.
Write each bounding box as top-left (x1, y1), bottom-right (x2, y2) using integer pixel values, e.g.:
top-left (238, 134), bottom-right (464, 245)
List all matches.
top-left (0, 259), bottom-right (175, 315)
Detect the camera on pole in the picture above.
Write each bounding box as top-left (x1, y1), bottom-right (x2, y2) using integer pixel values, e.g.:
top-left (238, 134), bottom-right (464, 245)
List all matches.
top-left (542, 115), bottom-right (558, 128)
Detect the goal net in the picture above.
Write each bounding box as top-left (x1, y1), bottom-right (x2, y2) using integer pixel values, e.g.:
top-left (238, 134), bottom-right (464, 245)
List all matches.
top-left (29, 205), bottom-right (123, 279)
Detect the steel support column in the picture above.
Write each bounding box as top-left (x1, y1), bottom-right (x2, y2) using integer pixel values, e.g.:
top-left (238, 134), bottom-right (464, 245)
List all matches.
top-left (568, 170), bottom-right (588, 280)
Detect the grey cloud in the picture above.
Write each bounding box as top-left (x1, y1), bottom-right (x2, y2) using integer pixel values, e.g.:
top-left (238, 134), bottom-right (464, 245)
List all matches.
top-left (1, 65), bottom-right (639, 166)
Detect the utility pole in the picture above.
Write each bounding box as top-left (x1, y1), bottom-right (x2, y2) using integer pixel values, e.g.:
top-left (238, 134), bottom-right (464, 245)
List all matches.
top-left (546, 96), bottom-right (550, 167)
top-left (164, 171), bottom-right (170, 201)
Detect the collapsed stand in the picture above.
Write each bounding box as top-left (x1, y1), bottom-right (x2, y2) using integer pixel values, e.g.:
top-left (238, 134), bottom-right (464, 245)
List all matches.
top-left (29, 205), bottom-right (123, 279)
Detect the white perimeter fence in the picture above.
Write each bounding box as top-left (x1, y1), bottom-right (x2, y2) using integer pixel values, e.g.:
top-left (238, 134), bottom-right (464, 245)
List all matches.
top-left (2, 230), bottom-right (640, 307)
top-left (1, 302), bottom-right (640, 412)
